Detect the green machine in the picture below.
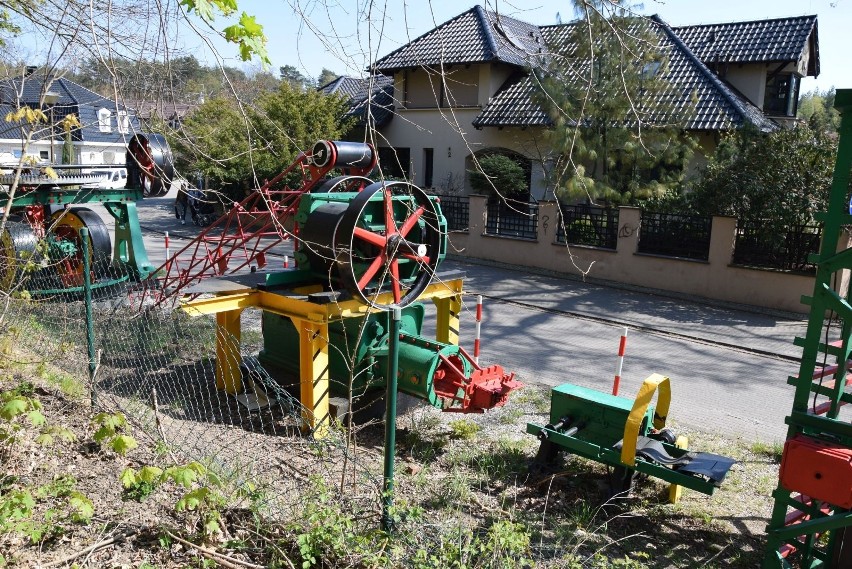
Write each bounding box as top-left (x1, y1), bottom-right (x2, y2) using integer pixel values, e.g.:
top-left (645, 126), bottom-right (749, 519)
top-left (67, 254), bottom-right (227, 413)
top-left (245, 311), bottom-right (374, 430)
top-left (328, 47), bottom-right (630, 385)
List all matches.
top-left (166, 141), bottom-right (523, 423)
top-left (255, 180), bottom-right (518, 414)
top-left (528, 375), bottom-right (736, 497)
top-left (0, 133), bottom-right (172, 292)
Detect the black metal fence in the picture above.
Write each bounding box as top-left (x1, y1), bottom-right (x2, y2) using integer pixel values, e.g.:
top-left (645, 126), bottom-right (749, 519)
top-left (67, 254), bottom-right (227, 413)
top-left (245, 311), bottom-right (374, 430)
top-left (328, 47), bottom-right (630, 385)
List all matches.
top-left (485, 198), bottom-right (538, 240)
top-left (638, 211), bottom-right (712, 261)
top-left (432, 193), bottom-right (469, 231)
top-left (556, 204), bottom-right (618, 249)
top-left (733, 221), bottom-right (822, 272)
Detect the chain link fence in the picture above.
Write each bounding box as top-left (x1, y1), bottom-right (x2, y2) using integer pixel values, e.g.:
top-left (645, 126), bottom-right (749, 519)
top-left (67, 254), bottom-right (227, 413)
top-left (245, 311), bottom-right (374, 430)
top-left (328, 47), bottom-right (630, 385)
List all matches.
top-left (0, 253), bottom-right (386, 525)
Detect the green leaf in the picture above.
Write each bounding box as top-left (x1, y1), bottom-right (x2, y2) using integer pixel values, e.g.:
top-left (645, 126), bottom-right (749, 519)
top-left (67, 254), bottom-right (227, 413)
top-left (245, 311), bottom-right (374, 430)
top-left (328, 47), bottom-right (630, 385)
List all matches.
top-left (35, 433), bottom-right (53, 446)
top-left (168, 465), bottom-right (199, 488)
top-left (176, 487), bottom-right (210, 511)
top-left (69, 492), bottom-right (94, 523)
top-left (238, 12), bottom-right (262, 36)
top-left (1, 398), bottom-right (27, 420)
top-left (203, 515), bottom-right (221, 535)
top-left (92, 425), bottom-right (112, 443)
top-left (26, 410), bottom-right (45, 427)
top-left (138, 466), bottom-right (163, 484)
top-left (119, 468), bottom-right (138, 489)
top-left (110, 435), bottom-right (138, 456)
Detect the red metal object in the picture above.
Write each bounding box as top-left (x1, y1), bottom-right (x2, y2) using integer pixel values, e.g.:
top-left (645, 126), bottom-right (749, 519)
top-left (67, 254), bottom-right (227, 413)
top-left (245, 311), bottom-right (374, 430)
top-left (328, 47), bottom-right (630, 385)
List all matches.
top-left (780, 435), bottom-right (852, 509)
top-left (433, 346), bottom-right (523, 413)
top-left (139, 141), bottom-right (376, 308)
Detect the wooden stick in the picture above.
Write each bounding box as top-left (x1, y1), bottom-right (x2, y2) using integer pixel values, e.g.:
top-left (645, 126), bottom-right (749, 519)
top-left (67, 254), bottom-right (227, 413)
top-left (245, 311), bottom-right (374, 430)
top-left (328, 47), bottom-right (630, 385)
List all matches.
top-left (165, 530), bottom-right (265, 569)
top-left (151, 387), bottom-right (179, 464)
top-left (42, 528), bottom-right (135, 567)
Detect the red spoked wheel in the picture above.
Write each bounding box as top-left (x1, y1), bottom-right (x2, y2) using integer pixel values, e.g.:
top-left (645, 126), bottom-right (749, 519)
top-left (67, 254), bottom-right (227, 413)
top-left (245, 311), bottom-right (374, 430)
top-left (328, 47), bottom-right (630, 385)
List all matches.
top-left (334, 181), bottom-right (441, 308)
top-left (128, 133), bottom-right (174, 198)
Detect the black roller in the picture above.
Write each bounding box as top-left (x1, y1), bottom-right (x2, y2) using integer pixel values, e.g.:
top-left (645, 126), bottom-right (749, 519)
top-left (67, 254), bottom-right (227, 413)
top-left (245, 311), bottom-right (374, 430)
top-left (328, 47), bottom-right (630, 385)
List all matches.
top-left (127, 133), bottom-right (175, 197)
top-left (0, 219), bottom-right (39, 291)
top-left (50, 207), bottom-right (112, 278)
top-left (311, 140), bottom-right (376, 171)
top-left (299, 202), bottom-right (348, 275)
top-left (313, 175), bottom-right (373, 193)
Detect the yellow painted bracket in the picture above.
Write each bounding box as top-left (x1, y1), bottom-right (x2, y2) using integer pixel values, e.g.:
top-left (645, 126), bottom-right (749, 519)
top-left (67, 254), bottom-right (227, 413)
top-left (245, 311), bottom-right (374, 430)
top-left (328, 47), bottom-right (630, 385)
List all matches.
top-left (668, 435), bottom-right (689, 503)
top-left (620, 373), bottom-right (671, 467)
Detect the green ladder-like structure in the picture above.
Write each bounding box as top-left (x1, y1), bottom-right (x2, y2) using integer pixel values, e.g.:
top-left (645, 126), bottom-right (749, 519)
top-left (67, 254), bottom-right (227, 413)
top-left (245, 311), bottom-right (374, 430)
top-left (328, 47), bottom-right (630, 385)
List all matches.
top-left (762, 90), bottom-right (852, 567)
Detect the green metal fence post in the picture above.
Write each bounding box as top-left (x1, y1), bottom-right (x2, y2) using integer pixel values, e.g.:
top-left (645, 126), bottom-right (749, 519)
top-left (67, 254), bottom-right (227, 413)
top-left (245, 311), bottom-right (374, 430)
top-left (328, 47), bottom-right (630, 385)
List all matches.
top-left (80, 227), bottom-right (96, 406)
top-left (381, 306), bottom-right (401, 532)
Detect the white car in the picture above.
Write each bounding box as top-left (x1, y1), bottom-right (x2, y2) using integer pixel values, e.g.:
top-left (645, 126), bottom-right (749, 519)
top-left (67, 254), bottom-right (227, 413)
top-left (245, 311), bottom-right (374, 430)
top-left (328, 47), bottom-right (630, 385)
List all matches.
top-left (91, 168), bottom-right (127, 189)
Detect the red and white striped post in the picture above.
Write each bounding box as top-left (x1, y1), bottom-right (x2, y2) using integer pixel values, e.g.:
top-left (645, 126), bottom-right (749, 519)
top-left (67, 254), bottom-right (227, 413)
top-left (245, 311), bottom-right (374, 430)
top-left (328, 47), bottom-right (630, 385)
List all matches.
top-left (473, 295), bottom-right (483, 364)
top-left (283, 255), bottom-right (289, 269)
top-left (164, 231), bottom-right (170, 269)
top-left (612, 327), bottom-right (628, 396)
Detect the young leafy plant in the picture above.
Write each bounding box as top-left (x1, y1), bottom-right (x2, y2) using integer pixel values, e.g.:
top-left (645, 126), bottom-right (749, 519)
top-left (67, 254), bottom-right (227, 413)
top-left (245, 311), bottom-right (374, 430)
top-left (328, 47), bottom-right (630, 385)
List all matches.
top-left (92, 412), bottom-right (138, 456)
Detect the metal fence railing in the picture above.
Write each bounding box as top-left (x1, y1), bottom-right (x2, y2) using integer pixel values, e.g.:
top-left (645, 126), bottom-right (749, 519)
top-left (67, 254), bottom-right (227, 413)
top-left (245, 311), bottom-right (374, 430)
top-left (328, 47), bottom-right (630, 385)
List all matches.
top-left (431, 193), bottom-right (469, 231)
top-left (733, 221), bottom-right (822, 272)
top-left (556, 204), bottom-right (618, 249)
top-left (638, 211), bottom-right (712, 261)
top-left (485, 198), bottom-right (538, 240)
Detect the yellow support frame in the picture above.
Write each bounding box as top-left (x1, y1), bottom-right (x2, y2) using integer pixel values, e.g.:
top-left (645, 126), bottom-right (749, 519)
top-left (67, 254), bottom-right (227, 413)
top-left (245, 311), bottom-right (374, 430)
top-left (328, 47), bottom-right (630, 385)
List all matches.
top-left (181, 277), bottom-right (465, 436)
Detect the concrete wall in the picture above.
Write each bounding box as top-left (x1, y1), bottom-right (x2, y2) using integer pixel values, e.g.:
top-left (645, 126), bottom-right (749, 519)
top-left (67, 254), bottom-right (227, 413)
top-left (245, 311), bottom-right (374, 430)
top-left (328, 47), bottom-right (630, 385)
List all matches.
top-left (449, 196), bottom-right (829, 314)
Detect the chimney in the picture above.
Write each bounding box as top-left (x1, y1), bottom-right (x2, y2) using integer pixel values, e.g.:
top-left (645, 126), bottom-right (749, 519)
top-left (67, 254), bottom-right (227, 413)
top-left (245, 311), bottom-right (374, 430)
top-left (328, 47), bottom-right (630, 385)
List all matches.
top-left (24, 65), bottom-right (37, 77)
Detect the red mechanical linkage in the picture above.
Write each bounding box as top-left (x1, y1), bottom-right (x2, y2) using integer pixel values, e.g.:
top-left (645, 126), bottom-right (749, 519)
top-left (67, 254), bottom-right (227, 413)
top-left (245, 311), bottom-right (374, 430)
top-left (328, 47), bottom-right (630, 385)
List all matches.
top-left (433, 347), bottom-right (523, 413)
top-left (140, 141), bottom-right (376, 308)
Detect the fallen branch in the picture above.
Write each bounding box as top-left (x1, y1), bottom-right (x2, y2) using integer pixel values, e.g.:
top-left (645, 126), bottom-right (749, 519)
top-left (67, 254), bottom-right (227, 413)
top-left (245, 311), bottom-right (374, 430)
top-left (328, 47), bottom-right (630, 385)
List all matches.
top-left (42, 528), bottom-right (136, 567)
top-left (165, 530), bottom-right (265, 569)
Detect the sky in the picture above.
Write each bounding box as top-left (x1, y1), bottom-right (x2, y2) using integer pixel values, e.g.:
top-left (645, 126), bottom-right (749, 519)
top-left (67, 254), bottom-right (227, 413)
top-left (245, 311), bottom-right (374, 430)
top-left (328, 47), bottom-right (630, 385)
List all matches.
top-left (195, 0), bottom-right (850, 93)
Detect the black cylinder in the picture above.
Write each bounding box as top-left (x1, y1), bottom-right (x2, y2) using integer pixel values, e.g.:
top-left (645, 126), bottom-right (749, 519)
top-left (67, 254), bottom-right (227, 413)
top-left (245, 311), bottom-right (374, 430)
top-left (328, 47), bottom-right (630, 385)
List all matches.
top-left (311, 140), bottom-right (375, 170)
top-left (299, 202), bottom-right (348, 276)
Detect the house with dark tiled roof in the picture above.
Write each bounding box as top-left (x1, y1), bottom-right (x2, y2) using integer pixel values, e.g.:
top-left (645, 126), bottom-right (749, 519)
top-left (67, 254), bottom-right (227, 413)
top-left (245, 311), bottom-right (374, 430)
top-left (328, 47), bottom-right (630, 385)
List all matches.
top-left (318, 75), bottom-right (395, 146)
top-left (361, 6), bottom-right (818, 199)
top-left (0, 71), bottom-right (141, 167)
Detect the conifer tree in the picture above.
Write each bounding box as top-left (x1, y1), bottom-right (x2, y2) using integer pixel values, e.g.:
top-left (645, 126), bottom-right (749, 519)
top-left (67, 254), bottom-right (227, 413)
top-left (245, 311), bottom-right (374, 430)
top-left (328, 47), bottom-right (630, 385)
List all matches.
top-left (535, 0), bottom-right (694, 204)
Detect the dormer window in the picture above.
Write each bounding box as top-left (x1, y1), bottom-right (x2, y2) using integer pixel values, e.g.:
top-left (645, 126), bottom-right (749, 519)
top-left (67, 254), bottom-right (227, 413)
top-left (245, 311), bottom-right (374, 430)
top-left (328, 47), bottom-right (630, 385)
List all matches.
top-left (97, 108), bottom-right (112, 132)
top-left (764, 73), bottom-right (800, 117)
top-left (117, 110), bottom-right (129, 134)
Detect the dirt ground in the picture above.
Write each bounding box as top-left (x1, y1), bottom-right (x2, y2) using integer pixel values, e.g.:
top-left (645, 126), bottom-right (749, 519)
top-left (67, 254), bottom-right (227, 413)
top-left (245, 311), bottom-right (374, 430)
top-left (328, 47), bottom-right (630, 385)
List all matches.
top-left (0, 361), bottom-right (780, 568)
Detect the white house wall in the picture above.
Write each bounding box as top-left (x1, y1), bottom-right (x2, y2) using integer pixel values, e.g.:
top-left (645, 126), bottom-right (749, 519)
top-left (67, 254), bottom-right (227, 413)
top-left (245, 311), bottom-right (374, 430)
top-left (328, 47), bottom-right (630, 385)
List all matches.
top-left (378, 104), bottom-right (550, 198)
top-left (0, 138), bottom-right (128, 167)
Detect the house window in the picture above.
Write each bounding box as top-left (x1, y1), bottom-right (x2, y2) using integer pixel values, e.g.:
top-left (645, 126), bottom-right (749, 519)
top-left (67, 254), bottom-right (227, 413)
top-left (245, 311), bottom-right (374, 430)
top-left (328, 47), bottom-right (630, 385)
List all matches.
top-left (117, 110), bottom-right (129, 134)
top-left (98, 108), bottom-right (112, 132)
top-left (39, 150), bottom-right (49, 160)
top-left (377, 146), bottom-right (410, 179)
top-left (423, 148), bottom-right (434, 188)
top-left (764, 73), bottom-right (800, 117)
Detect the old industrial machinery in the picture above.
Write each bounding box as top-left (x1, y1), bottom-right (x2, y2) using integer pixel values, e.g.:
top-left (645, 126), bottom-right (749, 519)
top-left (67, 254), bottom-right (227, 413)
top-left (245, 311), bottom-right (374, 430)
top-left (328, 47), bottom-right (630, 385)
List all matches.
top-left (761, 90), bottom-right (852, 568)
top-left (157, 140), bottom-right (521, 434)
top-left (528, 374), bottom-right (735, 499)
top-left (0, 133), bottom-right (173, 292)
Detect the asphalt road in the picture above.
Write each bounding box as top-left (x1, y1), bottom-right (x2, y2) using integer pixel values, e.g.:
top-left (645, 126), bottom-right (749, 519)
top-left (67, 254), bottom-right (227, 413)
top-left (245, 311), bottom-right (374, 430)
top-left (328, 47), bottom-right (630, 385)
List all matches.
top-left (88, 191), bottom-right (812, 444)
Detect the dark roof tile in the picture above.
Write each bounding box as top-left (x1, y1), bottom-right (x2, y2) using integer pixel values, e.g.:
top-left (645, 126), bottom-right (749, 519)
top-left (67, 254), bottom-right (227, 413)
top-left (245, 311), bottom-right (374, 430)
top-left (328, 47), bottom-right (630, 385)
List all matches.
top-left (373, 6), bottom-right (544, 72)
top-left (319, 75), bottom-right (395, 127)
top-left (674, 15), bottom-right (818, 74)
top-left (474, 16), bottom-right (778, 132)
top-left (0, 75), bottom-right (140, 144)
